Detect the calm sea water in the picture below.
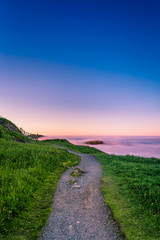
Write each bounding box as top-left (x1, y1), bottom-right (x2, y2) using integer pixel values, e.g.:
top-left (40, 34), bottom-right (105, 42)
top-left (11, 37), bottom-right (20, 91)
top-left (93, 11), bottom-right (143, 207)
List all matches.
top-left (39, 136), bottom-right (160, 159)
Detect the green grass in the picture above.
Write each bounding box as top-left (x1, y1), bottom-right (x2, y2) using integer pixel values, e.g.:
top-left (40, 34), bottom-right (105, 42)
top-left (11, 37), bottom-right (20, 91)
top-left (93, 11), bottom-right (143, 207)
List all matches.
top-left (70, 168), bottom-right (83, 177)
top-left (0, 118), bottom-right (21, 134)
top-left (0, 118), bottom-right (30, 142)
top-left (42, 138), bottom-right (101, 154)
top-left (98, 153), bottom-right (160, 240)
top-left (44, 139), bottom-right (160, 240)
top-left (67, 179), bottom-right (77, 185)
top-left (0, 139), bottom-right (80, 240)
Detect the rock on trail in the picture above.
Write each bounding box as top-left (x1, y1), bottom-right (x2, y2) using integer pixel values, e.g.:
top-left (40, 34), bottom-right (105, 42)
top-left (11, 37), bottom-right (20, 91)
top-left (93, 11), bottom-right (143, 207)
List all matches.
top-left (40, 149), bottom-right (124, 240)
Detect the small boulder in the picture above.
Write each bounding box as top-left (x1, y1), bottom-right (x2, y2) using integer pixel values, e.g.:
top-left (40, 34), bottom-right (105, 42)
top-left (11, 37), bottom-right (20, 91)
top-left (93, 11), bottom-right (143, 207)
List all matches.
top-left (85, 140), bottom-right (104, 145)
top-left (72, 184), bottom-right (81, 189)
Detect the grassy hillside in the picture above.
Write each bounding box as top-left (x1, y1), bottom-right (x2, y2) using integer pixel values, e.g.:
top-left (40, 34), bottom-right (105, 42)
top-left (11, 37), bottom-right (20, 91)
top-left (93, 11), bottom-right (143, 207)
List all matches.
top-left (1, 118), bottom-right (159, 240)
top-left (0, 118), bottom-right (21, 133)
top-left (0, 117), bottom-right (30, 142)
top-left (0, 121), bottom-right (80, 240)
top-left (44, 139), bottom-right (160, 240)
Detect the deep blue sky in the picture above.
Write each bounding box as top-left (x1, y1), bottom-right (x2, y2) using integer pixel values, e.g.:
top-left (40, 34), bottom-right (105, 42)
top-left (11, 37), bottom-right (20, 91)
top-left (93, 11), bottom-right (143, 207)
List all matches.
top-left (1, 0), bottom-right (160, 79)
top-left (0, 0), bottom-right (160, 135)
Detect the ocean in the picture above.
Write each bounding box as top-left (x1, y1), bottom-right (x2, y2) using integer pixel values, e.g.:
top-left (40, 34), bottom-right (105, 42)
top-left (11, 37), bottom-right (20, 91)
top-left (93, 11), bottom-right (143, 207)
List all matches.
top-left (39, 136), bottom-right (160, 159)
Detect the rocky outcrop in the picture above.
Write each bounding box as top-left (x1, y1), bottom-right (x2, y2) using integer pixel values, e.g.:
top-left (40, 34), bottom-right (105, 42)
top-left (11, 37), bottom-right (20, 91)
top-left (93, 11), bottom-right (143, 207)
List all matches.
top-left (85, 140), bottom-right (104, 145)
top-left (0, 118), bottom-right (21, 133)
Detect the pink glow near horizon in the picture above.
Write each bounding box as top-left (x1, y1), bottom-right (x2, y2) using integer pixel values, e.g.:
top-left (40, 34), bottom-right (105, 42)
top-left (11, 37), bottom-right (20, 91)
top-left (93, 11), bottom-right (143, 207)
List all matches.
top-left (1, 108), bottom-right (160, 136)
top-left (0, 57), bottom-right (160, 136)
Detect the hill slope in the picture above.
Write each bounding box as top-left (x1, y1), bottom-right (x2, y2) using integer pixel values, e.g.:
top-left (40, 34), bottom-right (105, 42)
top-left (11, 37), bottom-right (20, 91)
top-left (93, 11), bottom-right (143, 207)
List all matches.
top-left (0, 117), bottom-right (21, 133)
top-left (0, 117), bottom-right (31, 142)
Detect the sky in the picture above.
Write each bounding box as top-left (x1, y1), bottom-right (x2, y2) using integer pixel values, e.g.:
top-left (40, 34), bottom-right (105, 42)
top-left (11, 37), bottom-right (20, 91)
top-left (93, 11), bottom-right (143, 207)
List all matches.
top-left (0, 0), bottom-right (160, 136)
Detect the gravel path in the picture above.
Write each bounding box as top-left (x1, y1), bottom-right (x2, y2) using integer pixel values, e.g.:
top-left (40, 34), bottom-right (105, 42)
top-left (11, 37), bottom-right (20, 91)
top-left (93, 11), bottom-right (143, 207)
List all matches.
top-left (40, 148), bottom-right (125, 240)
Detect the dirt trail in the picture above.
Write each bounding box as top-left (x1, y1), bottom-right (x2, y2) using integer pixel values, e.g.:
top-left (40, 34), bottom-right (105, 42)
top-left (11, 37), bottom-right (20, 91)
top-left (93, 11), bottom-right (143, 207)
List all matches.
top-left (40, 148), bottom-right (124, 240)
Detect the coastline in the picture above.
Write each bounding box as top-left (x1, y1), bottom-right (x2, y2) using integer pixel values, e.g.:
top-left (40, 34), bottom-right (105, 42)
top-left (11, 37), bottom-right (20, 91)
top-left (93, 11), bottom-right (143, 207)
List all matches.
top-left (39, 135), bottom-right (160, 159)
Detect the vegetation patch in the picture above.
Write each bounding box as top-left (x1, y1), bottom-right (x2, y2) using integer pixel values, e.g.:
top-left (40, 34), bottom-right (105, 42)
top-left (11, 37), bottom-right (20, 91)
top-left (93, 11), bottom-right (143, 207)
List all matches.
top-left (67, 179), bottom-right (77, 185)
top-left (71, 168), bottom-right (85, 177)
top-left (0, 118), bottom-right (21, 134)
top-left (13, 136), bottom-right (26, 143)
top-left (43, 139), bottom-right (102, 154)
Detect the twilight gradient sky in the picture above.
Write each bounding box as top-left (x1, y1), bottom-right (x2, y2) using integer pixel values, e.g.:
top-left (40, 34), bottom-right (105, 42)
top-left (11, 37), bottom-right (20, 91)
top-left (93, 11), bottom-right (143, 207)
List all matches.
top-left (0, 0), bottom-right (160, 136)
